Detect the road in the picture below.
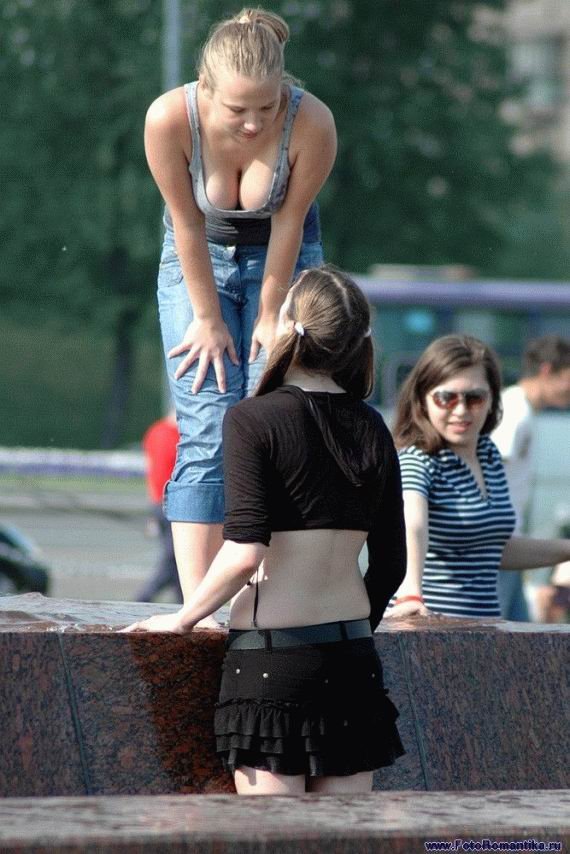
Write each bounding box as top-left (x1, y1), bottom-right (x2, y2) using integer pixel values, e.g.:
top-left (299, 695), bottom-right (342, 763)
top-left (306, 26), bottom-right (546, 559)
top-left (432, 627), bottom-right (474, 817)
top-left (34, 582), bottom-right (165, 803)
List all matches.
top-left (0, 506), bottom-right (169, 603)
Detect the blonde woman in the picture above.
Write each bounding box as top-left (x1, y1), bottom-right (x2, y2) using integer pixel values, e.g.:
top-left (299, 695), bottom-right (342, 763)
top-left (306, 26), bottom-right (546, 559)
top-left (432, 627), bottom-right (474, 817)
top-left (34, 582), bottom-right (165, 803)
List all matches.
top-left (148, 8), bottom-right (336, 616)
top-left (124, 267), bottom-right (406, 795)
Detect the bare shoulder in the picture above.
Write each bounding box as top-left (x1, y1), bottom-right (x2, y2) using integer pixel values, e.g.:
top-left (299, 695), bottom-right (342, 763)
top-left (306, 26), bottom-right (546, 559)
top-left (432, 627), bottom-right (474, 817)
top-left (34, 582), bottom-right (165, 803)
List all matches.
top-left (295, 90), bottom-right (336, 138)
top-left (145, 87), bottom-right (191, 160)
top-left (289, 90), bottom-right (336, 170)
top-left (146, 87), bottom-right (188, 135)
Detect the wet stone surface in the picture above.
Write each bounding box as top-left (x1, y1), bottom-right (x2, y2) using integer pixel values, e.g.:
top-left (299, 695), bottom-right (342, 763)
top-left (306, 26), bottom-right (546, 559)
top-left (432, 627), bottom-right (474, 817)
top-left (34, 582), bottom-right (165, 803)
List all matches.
top-left (0, 592), bottom-right (187, 632)
top-left (0, 594), bottom-right (568, 797)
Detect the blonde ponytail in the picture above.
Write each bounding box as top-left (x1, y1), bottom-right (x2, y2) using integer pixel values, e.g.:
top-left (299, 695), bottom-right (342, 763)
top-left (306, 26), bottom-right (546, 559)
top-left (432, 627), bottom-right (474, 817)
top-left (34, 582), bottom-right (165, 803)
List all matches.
top-left (234, 8), bottom-right (289, 46)
top-left (198, 7), bottom-right (299, 90)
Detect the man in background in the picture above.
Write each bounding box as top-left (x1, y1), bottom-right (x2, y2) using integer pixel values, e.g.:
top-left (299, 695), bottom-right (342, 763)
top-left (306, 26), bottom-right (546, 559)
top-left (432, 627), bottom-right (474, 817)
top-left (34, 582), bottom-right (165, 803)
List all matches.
top-left (492, 335), bottom-right (570, 621)
top-left (136, 410), bottom-right (183, 603)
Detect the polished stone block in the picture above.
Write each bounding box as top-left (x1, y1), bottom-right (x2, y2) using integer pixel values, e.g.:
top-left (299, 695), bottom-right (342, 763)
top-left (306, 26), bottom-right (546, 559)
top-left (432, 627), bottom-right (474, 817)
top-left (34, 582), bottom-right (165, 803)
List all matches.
top-left (60, 632), bottom-right (233, 795)
top-left (372, 632), bottom-right (427, 791)
top-left (0, 791), bottom-right (568, 853)
top-left (0, 631), bottom-right (85, 796)
top-left (378, 615), bottom-right (569, 791)
top-left (399, 628), bottom-right (569, 790)
top-left (0, 595), bottom-right (568, 797)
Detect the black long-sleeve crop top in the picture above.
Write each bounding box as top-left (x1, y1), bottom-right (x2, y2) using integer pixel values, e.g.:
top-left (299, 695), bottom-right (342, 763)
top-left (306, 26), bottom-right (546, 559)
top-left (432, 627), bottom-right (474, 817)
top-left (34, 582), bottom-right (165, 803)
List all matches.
top-left (222, 385), bottom-right (406, 630)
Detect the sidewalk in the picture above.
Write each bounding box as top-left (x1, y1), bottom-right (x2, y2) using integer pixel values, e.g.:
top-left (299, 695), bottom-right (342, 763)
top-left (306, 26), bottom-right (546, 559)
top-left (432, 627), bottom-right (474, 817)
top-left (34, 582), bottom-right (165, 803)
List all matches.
top-left (0, 468), bottom-right (159, 602)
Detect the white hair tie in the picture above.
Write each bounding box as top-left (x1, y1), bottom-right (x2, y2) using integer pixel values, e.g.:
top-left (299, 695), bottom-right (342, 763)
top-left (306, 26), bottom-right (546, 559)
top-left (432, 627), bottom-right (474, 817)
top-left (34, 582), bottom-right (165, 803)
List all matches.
top-left (293, 321), bottom-right (305, 337)
top-left (363, 328), bottom-right (372, 338)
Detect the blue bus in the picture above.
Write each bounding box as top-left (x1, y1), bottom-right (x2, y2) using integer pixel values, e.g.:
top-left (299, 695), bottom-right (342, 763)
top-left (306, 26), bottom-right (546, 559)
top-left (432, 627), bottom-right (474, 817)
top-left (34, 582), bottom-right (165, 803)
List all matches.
top-left (355, 276), bottom-right (570, 406)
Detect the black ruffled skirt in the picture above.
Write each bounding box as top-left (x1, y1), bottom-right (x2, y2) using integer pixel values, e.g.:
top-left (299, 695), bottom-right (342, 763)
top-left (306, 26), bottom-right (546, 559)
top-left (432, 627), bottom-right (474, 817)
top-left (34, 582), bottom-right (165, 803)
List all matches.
top-left (214, 635), bottom-right (405, 777)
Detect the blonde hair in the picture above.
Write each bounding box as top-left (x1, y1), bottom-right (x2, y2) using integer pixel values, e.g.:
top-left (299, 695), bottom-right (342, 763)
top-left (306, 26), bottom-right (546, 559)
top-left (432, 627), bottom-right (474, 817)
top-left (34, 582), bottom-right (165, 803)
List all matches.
top-left (198, 8), bottom-right (296, 90)
top-left (256, 266), bottom-right (374, 399)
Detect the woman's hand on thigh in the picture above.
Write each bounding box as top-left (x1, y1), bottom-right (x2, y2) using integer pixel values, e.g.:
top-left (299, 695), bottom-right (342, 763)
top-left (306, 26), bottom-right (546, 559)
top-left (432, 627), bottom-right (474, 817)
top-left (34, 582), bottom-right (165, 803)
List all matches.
top-left (169, 317), bottom-right (240, 393)
top-left (249, 314), bottom-right (278, 363)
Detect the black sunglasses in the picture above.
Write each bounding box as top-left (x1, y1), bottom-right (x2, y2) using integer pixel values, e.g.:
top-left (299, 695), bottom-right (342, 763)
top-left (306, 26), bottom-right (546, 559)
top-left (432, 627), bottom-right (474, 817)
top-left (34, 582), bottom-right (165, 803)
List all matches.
top-left (431, 389), bottom-right (490, 411)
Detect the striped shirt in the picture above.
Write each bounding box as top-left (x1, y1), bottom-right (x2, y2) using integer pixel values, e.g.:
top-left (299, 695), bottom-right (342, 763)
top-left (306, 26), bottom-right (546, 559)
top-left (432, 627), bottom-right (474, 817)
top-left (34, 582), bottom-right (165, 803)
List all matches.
top-left (398, 436), bottom-right (516, 617)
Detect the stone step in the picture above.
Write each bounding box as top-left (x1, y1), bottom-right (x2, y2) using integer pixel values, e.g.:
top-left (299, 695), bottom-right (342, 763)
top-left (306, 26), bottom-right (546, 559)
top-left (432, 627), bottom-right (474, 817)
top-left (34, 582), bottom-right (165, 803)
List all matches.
top-left (0, 791), bottom-right (568, 853)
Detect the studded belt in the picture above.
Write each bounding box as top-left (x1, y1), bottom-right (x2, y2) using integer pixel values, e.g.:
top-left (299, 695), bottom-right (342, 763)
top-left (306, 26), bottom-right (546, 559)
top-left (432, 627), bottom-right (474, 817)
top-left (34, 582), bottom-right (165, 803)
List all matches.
top-left (226, 618), bottom-right (372, 650)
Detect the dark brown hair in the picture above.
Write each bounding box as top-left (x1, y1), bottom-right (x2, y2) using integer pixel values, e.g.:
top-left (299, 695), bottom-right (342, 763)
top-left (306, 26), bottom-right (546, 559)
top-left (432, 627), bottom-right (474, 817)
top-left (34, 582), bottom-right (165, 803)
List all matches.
top-left (255, 265), bottom-right (374, 399)
top-left (393, 334), bottom-right (503, 454)
top-left (523, 335), bottom-right (570, 377)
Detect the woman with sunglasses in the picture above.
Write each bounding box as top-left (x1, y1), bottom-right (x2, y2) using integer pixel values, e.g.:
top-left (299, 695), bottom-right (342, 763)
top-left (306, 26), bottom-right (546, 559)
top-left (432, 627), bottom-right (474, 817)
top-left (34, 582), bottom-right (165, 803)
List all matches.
top-left (387, 334), bottom-right (570, 620)
top-left (123, 266), bottom-right (406, 793)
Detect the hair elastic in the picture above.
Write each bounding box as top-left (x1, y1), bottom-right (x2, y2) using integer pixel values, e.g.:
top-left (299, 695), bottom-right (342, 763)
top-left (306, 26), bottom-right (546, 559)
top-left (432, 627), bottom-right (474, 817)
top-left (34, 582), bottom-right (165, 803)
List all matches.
top-left (394, 595), bottom-right (424, 606)
top-left (363, 328), bottom-right (372, 338)
top-left (293, 321), bottom-right (305, 337)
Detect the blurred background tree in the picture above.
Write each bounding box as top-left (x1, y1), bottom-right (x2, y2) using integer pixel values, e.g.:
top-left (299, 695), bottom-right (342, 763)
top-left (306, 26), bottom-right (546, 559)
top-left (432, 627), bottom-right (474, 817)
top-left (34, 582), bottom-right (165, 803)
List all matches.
top-left (275, 0), bottom-right (566, 275)
top-left (0, 0), bottom-right (567, 448)
top-left (0, 0), bottom-right (163, 448)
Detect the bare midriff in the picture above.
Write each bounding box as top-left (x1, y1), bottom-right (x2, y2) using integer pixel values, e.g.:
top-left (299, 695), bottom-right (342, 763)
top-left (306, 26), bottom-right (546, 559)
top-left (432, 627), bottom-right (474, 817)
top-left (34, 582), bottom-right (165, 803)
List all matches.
top-left (229, 529), bottom-right (370, 630)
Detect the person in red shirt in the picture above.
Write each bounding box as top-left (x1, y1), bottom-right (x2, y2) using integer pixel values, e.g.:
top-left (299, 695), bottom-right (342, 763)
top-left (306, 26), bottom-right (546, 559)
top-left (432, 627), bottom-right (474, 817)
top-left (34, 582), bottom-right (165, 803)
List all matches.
top-left (136, 411), bottom-right (183, 603)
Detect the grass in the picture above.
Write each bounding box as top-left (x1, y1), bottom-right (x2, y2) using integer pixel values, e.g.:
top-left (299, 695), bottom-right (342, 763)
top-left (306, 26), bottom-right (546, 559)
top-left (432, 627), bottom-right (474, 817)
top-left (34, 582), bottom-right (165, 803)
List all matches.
top-left (0, 473), bottom-right (145, 496)
top-left (0, 315), bottom-right (164, 449)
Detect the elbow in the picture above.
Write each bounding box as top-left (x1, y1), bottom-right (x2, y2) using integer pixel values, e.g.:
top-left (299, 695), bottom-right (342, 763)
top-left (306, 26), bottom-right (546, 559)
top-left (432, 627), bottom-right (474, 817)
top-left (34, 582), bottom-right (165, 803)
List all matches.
top-left (224, 542), bottom-right (267, 582)
top-left (171, 214), bottom-right (205, 240)
top-left (270, 210), bottom-right (305, 237)
top-left (235, 560), bottom-right (261, 583)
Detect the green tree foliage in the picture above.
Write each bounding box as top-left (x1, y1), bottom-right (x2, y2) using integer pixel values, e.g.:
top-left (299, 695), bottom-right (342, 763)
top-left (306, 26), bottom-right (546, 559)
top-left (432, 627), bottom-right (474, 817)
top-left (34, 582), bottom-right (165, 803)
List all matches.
top-left (0, 0), bottom-right (164, 446)
top-left (281, 0), bottom-right (565, 274)
top-left (1, 0), bottom-right (163, 309)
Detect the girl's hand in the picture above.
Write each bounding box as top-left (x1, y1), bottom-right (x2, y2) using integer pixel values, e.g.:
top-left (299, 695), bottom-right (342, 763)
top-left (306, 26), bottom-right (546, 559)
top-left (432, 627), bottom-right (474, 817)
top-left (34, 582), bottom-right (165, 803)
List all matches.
top-left (249, 315), bottom-right (278, 363)
top-left (384, 599), bottom-right (432, 619)
top-left (119, 611), bottom-right (192, 634)
top-left (168, 317), bottom-right (239, 394)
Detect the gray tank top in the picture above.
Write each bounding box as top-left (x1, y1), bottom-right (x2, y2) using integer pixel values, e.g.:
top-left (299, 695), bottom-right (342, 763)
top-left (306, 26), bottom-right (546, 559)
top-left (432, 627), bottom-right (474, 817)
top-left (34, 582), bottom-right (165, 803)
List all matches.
top-left (185, 80), bottom-right (304, 220)
top-left (162, 82), bottom-right (320, 245)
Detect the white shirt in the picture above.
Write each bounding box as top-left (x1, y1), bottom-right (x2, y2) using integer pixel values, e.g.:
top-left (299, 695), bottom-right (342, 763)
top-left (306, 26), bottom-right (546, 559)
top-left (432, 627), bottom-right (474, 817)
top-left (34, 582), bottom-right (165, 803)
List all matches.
top-left (491, 384), bottom-right (535, 532)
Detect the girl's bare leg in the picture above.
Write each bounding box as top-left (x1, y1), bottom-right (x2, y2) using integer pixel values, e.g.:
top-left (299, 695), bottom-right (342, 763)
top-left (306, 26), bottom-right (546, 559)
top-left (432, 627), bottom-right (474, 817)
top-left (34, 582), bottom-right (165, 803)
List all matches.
top-left (171, 522), bottom-right (223, 627)
top-left (308, 771), bottom-right (373, 794)
top-left (234, 766), bottom-right (306, 795)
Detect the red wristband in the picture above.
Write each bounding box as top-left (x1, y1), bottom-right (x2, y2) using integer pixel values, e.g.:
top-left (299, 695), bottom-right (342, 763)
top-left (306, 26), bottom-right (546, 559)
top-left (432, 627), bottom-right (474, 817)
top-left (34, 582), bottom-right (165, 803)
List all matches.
top-left (394, 595), bottom-right (424, 606)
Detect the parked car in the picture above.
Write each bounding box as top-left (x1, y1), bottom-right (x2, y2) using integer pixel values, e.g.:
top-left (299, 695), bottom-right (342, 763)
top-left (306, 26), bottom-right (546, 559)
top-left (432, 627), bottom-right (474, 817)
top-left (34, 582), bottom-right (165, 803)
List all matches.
top-left (0, 525), bottom-right (50, 596)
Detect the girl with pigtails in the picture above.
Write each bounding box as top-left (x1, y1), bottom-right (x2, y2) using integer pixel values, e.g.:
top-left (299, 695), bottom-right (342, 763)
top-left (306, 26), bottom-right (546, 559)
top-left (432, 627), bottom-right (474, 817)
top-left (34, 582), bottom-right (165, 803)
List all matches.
top-left (125, 266), bottom-right (406, 794)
